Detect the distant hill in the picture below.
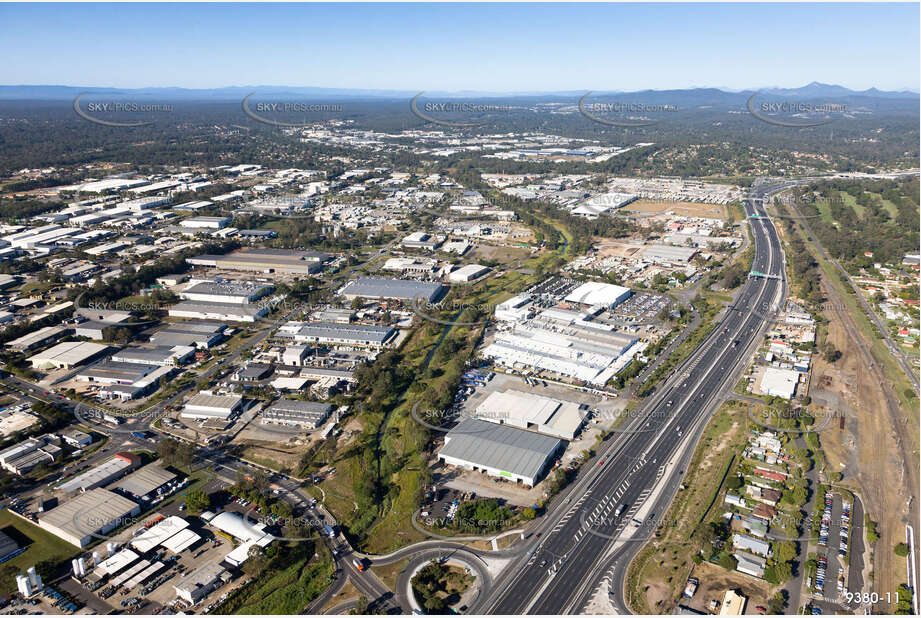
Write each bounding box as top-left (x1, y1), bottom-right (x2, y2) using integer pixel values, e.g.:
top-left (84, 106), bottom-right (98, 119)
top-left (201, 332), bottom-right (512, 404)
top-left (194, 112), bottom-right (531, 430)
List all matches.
top-left (0, 83), bottom-right (916, 102)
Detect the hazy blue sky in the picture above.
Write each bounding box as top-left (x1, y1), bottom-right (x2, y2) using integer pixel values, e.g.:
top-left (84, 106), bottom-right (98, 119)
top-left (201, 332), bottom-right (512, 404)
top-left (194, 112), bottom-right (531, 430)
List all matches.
top-left (1, 3), bottom-right (917, 91)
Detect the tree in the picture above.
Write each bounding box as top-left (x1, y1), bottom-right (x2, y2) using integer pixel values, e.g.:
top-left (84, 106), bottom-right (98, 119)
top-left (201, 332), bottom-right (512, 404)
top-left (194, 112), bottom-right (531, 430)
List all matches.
top-left (350, 596), bottom-right (369, 615)
top-left (185, 488), bottom-right (211, 515)
top-left (242, 545), bottom-right (269, 576)
top-left (894, 542), bottom-right (910, 557)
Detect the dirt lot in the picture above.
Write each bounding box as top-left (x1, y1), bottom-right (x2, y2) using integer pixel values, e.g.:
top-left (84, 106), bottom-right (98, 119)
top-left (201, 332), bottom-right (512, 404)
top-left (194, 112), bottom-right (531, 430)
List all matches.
top-left (808, 275), bottom-right (912, 612)
top-left (471, 243), bottom-right (534, 265)
top-left (624, 199), bottom-right (729, 219)
top-left (686, 562), bottom-right (775, 614)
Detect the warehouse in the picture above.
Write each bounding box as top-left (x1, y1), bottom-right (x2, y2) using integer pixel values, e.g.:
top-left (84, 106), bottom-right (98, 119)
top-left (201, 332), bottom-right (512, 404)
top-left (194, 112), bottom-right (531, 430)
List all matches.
top-left (482, 322), bottom-right (638, 385)
top-left (28, 341), bottom-right (110, 370)
top-left (39, 488), bottom-right (140, 548)
top-left (180, 216), bottom-right (231, 229)
top-left (206, 511), bottom-right (276, 568)
top-left (494, 295), bottom-right (534, 322)
top-left (448, 264), bottom-right (491, 282)
top-left (438, 419), bottom-right (563, 486)
top-left (95, 548), bottom-right (140, 577)
top-left (130, 516), bottom-right (189, 553)
top-left (173, 562), bottom-right (230, 605)
top-left (474, 390), bottom-right (586, 440)
top-left (111, 345), bottom-right (195, 367)
top-left (282, 344), bottom-right (308, 366)
top-left (759, 367), bottom-right (799, 400)
top-left (0, 434), bottom-right (62, 475)
top-left (262, 400), bottom-right (334, 429)
top-left (149, 322), bottom-right (227, 349)
top-left (78, 360), bottom-right (163, 385)
top-left (571, 192), bottom-right (637, 218)
top-left (180, 281), bottom-right (273, 305)
top-left (401, 231), bottom-right (443, 250)
top-left (113, 464), bottom-right (177, 501)
top-left (7, 325), bottom-right (69, 351)
top-left (181, 392), bottom-right (243, 420)
top-left (338, 277), bottom-right (445, 303)
top-left (564, 281), bottom-right (632, 308)
top-left (57, 452), bottom-right (140, 493)
top-left (640, 244), bottom-right (698, 265)
top-left (278, 321), bottom-right (397, 348)
top-left (0, 530), bottom-right (19, 562)
top-left (169, 301), bottom-right (269, 323)
top-left (186, 248), bottom-right (329, 275)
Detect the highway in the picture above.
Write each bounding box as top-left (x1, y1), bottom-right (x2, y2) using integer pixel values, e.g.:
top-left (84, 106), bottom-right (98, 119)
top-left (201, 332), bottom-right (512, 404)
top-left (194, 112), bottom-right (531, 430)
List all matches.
top-left (477, 184), bottom-right (789, 614)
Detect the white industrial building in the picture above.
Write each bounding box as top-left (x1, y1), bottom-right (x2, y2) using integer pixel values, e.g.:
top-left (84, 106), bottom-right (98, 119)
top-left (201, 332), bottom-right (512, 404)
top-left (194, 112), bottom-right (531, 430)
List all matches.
top-left (494, 295), bottom-right (534, 322)
top-left (168, 301), bottom-right (269, 323)
top-left (173, 562), bottom-right (230, 604)
top-left (448, 264), bottom-right (491, 282)
top-left (759, 367), bottom-right (799, 400)
top-left (204, 511), bottom-right (276, 567)
top-left (180, 216), bottom-right (231, 229)
top-left (640, 244), bottom-right (698, 265)
top-left (474, 390), bottom-right (586, 440)
top-left (28, 341), bottom-right (110, 370)
top-left (278, 321), bottom-right (397, 348)
top-left (181, 392), bottom-right (243, 420)
top-left (571, 192), bottom-right (637, 218)
top-left (482, 321), bottom-right (638, 385)
top-left (180, 281), bottom-right (273, 305)
top-left (564, 281), bottom-right (632, 308)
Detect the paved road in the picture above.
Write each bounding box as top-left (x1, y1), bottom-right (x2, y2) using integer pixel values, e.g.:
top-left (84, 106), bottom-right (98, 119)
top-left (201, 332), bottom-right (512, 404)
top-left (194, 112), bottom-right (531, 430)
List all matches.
top-left (476, 183), bottom-right (789, 615)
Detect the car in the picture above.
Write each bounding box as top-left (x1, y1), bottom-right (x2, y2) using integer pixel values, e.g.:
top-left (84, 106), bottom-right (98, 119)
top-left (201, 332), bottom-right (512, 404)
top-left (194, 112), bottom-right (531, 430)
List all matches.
top-left (539, 559), bottom-right (547, 567)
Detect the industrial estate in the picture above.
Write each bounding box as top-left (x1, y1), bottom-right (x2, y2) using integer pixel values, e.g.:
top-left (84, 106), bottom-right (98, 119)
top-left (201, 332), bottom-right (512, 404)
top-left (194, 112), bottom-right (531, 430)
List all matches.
top-left (0, 3), bottom-right (917, 617)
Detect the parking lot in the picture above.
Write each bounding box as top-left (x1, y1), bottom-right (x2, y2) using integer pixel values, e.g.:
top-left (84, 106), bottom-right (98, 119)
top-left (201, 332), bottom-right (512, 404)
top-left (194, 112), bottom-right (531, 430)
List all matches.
top-left (610, 291), bottom-right (672, 323)
top-left (810, 492), bottom-right (852, 612)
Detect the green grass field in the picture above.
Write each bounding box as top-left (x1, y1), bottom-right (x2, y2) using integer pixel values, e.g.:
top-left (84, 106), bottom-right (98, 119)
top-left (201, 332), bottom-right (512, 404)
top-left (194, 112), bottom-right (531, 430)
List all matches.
top-left (0, 508), bottom-right (80, 593)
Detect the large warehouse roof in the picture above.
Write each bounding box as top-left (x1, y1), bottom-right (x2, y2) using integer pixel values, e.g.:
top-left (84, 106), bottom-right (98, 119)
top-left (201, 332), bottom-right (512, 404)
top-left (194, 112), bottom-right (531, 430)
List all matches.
top-left (338, 277), bottom-right (445, 302)
top-left (28, 341), bottom-right (110, 369)
top-left (161, 528), bottom-right (200, 554)
top-left (39, 488), bottom-right (139, 546)
top-left (284, 321), bottom-right (396, 345)
top-left (474, 390), bottom-right (585, 440)
top-left (564, 282), bottom-right (631, 307)
top-left (131, 516), bottom-right (189, 553)
top-left (208, 511), bottom-right (274, 545)
top-left (114, 465), bottom-right (177, 497)
top-left (95, 548), bottom-right (139, 576)
top-left (439, 419), bottom-right (562, 481)
top-left (57, 455), bottom-right (134, 493)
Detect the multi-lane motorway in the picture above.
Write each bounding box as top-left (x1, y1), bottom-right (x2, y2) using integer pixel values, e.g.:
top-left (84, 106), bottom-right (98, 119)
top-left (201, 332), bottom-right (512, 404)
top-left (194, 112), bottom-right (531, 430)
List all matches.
top-left (476, 185), bottom-right (788, 614)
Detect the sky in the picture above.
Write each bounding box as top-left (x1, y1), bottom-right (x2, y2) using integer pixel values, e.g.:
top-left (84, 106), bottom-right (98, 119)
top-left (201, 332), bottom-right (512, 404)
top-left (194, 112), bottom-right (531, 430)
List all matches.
top-left (0, 2), bottom-right (918, 92)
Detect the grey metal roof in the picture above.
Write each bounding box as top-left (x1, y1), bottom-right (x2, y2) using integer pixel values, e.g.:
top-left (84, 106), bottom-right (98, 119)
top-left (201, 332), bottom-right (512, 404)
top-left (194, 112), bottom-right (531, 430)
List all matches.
top-left (339, 277), bottom-right (445, 301)
top-left (439, 419), bottom-right (562, 479)
top-left (287, 322), bottom-right (395, 344)
top-left (183, 281), bottom-right (272, 298)
top-left (113, 464), bottom-right (177, 497)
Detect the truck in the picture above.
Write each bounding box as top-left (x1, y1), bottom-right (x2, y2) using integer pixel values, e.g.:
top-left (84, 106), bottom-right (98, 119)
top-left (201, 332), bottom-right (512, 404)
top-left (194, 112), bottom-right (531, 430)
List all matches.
top-left (131, 431), bottom-right (146, 441)
top-left (352, 558), bottom-right (366, 572)
top-left (614, 504), bottom-right (627, 518)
